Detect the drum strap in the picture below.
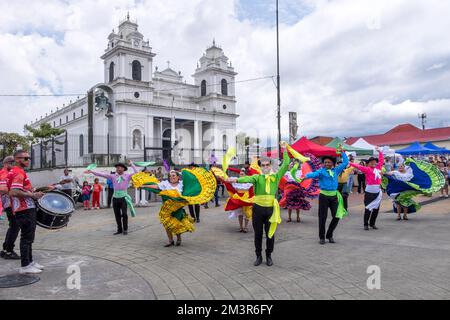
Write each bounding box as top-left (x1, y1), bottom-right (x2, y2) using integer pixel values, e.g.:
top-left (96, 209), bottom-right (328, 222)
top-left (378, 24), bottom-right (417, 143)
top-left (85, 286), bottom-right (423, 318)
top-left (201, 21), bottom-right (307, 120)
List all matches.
top-left (113, 190), bottom-right (136, 217)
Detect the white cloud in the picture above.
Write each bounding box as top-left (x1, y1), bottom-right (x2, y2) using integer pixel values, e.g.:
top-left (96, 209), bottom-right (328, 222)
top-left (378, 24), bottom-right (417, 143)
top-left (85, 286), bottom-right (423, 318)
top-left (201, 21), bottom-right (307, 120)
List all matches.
top-left (0, 0), bottom-right (449, 140)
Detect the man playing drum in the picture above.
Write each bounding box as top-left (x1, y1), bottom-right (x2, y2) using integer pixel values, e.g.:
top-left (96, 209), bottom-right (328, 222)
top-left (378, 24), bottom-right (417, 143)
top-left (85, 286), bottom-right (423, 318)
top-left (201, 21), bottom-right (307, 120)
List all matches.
top-left (7, 150), bottom-right (45, 274)
top-left (0, 156), bottom-right (20, 260)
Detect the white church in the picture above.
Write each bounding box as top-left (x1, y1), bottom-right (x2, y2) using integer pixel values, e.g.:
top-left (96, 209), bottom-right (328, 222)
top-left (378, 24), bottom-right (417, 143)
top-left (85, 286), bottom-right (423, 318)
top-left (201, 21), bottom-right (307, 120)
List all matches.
top-left (28, 15), bottom-right (238, 166)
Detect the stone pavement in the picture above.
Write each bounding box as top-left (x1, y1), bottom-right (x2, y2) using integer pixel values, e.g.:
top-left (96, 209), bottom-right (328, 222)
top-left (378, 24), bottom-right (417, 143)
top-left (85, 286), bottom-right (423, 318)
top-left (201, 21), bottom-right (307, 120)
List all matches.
top-left (0, 193), bottom-right (449, 300)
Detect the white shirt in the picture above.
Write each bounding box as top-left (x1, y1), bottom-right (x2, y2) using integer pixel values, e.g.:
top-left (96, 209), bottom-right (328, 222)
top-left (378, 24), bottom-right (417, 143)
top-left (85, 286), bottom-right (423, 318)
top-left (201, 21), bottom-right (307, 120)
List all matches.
top-left (59, 174), bottom-right (75, 190)
top-left (158, 180), bottom-right (183, 193)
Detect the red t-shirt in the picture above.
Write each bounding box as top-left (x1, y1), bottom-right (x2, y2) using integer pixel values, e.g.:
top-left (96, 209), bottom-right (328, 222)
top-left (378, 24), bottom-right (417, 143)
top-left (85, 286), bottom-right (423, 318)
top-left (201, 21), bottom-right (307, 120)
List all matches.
top-left (8, 166), bottom-right (35, 213)
top-left (92, 183), bottom-right (102, 193)
top-left (0, 168), bottom-right (11, 209)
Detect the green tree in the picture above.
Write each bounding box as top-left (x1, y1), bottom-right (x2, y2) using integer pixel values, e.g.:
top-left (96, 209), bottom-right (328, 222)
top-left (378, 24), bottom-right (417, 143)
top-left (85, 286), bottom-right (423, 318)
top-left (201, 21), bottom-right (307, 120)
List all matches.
top-left (0, 132), bottom-right (30, 157)
top-left (24, 123), bottom-right (65, 143)
top-left (24, 123), bottom-right (65, 168)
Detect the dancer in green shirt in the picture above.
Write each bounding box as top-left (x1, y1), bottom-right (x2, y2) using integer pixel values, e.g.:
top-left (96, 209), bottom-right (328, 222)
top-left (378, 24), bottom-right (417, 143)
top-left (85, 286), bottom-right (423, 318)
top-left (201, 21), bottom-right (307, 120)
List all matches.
top-left (227, 148), bottom-right (290, 266)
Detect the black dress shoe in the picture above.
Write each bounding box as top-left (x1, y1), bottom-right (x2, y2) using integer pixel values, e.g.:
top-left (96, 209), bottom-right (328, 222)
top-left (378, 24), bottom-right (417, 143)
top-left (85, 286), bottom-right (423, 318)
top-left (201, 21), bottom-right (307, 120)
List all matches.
top-left (123, 231), bottom-right (128, 235)
top-left (196, 219), bottom-right (200, 223)
top-left (114, 231), bottom-right (123, 235)
top-left (164, 241), bottom-right (175, 247)
top-left (364, 226), bottom-right (369, 230)
top-left (266, 256), bottom-right (273, 266)
top-left (319, 239), bottom-right (326, 245)
top-left (2, 251), bottom-right (20, 260)
top-left (254, 256), bottom-right (263, 266)
top-left (371, 225), bottom-right (378, 230)
top-left (327, 238), bottom-right (336, 243)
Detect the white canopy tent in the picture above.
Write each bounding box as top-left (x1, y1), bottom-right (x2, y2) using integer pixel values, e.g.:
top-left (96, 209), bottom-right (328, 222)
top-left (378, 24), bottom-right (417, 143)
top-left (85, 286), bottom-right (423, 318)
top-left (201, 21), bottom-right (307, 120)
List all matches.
top-left (348, 138), bottom-right (402, 163)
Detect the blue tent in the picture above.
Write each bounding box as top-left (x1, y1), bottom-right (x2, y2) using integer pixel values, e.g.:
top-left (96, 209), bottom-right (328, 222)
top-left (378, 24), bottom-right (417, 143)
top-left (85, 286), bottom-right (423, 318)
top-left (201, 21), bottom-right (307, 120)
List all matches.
top-left (423, 142), bottom-right (450, 154)
top-left (396, 142), bottom-right (435, 155)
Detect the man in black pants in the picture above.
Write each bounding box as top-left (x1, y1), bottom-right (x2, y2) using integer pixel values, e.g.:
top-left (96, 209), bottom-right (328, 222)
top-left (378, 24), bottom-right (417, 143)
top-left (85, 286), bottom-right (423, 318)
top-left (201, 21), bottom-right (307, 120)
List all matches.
top-left (227, 148), bottom-right (290, 267)
top-left (188, 204), bottom-right (200, 223)
top-left (0, 156), bottom-right (20, 260)
top-left (305, 149), bottom-right (349, 244)
top-left (8, 150), bottom-right (45, 274)
top-left (87, 161), bottom-right (138, 235)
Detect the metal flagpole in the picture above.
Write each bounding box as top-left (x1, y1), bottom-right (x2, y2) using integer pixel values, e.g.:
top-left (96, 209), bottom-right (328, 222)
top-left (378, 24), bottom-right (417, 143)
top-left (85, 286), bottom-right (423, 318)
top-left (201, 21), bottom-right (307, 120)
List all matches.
top-left (276, 0), bottom-right (282, 161)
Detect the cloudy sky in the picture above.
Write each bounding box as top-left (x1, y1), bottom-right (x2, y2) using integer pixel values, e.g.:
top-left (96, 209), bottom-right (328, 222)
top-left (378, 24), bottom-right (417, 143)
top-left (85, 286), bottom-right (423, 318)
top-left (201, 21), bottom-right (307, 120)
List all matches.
top-left (1, 0), bottom-right (450, 140)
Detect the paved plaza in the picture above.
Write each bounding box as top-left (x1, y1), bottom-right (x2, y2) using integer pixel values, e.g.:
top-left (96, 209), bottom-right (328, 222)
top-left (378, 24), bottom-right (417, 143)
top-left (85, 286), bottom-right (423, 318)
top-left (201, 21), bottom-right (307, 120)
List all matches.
top-left (1, 193), bottom-right (449, 300)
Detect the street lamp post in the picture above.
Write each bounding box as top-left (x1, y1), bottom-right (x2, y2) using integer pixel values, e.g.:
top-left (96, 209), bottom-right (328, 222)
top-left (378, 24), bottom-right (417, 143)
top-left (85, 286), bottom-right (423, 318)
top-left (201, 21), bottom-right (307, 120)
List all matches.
top-left (276, 0), bottom-right (282, 161)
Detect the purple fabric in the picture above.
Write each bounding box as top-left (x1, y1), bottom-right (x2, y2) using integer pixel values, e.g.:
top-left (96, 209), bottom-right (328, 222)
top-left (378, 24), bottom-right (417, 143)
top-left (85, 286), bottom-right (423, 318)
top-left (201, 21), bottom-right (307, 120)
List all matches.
top-left (91, 163), bottom-right (138, 191)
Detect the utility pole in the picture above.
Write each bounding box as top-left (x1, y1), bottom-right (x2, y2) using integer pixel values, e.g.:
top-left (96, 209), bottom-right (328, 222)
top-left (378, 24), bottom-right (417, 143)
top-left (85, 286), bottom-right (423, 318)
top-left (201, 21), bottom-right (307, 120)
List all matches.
top-left (276, 0), bottom-right (282, 161)
top-left (418, 113), bottom-right (427, 130)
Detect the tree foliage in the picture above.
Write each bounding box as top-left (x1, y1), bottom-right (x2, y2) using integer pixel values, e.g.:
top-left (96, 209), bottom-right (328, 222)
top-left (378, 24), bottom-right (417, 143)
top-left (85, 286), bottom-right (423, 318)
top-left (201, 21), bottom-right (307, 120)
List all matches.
top-left (0, 132), bottom-right (30, 157)
top-left (24, 123), bottom-right (65, 143)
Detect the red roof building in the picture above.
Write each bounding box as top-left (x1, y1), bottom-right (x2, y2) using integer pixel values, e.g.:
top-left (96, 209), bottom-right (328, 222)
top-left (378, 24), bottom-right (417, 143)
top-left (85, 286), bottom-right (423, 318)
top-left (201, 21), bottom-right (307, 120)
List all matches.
top-left (346, 124), bottom-right (450, 149)
top-left (309, 136), bottom-right (334, 146)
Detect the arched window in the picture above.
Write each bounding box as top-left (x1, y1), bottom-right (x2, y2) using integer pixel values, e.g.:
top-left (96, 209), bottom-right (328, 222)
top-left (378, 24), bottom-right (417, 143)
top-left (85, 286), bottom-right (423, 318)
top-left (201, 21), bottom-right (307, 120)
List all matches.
top-left (109, 62), bottom-right (115, 82)
top-left (132, 60), bottom-right (142, 81)
top-left (66, 116), bottom-right (68, 123)
top-left (73, 112), bottom-right (76, 120)
top-left (201, 80), bottom-right (207, 96)
top-left (221, 79), bottom-right (228, 96)
top-left (132, 129), bottom-right (142, 150)
top-left (222, 135), bottom-right (227, 151)
top-left (81, 109), bottom-right (84, 116)
top-left (53, 121), bottom-right (56, 127)
top-left (59, 119), bottom-right (62, 125)
top-left (79, 135), bottom-right (84, 157)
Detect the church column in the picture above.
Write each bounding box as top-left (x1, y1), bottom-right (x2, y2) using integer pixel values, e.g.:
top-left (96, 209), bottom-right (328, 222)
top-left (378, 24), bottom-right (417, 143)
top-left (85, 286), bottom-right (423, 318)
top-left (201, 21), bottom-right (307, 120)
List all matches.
top-left (194, 120), bottom-right (202, 164)
top-left (171, 116), bottom-right (176, 163)
top-left (147, 116), bottom-right (154, 148)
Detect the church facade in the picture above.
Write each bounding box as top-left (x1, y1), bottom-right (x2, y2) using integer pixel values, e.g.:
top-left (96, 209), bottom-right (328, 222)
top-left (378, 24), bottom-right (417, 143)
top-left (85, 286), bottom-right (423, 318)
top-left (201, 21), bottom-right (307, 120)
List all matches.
top-left (28, 15), bottom-right (238, 166)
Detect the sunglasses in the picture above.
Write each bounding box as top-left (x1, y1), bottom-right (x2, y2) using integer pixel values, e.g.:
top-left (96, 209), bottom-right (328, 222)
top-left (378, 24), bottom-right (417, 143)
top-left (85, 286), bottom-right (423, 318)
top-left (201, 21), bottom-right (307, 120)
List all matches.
top-left (17, 157), bottom-right (31, 161)
top-left (261, 163), bottom-right (271, 167)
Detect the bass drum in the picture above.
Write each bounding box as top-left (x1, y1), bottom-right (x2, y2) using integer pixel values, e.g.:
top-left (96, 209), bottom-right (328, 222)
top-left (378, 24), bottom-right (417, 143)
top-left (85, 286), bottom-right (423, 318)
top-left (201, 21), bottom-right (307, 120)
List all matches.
top-left (36, 190), bottom-right (75, 230)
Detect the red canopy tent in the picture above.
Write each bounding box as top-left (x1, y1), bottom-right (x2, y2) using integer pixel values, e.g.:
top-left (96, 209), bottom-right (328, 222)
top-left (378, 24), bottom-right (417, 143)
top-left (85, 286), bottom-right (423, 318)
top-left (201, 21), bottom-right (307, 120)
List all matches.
top-left (290, 137), bottom-right (339, 157)
top-left (263, 137), bottom-right (338, 158)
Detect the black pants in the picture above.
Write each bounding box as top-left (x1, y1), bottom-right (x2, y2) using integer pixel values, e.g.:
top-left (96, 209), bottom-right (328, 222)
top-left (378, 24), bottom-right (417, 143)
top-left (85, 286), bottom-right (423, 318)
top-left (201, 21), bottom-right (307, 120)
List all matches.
top-left (107, 188), bottom-right (114, 208)
top-left (318, 194), bottom-right (340, 240)
top-left (364, 192), bottom-right (380, 227)
top-left (188, 204), bottom-right (200, 220)
top-left (61, 189), bottom-right (72, 198)
top-left (218, 184), bottom-right (225, 197)
top-left (2, 208), bottom-right (20, 252)
top-left (357, 174), bottom-right (366, 193)
top-left (214, 187), bottom-right (220, 206)
top-left (113, 198), bottom-right (128, 232)
top-left (252, 204), bottom-right (274, 257)
top-left (337, 183), bottom-right (349, 211)
top-left (15, 209), bottom-right (37, 267)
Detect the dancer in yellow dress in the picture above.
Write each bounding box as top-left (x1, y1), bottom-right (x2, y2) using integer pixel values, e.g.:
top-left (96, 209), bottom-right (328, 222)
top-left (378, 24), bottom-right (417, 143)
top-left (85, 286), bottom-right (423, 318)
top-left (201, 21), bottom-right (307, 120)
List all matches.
top-left (132, 167), bottom-right (216, 247)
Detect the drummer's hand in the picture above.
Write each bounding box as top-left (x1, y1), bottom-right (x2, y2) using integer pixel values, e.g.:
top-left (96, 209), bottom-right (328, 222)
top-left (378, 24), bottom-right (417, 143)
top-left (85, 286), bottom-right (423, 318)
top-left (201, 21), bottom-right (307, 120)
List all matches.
top-left (32, 192), bottom-right (44, 200)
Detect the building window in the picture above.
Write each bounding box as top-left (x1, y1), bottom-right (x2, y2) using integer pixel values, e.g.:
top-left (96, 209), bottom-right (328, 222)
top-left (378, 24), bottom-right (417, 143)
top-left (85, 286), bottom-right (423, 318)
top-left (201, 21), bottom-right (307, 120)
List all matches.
top-left (222, 135), bottom-right (227, 151)
top-left (60, 119), bottom-right (62, 125)
top-left (66, 116), bottom-right (68, 123)
top-left (132, 60), bottom-right (142, 81)
top-left (223, 104), bottom-right (227, 110)
top-left (73, 112), bottom-right (76, 120)
top-left (201, 80), bottom-right (207, 96)
top-left (81, 109), bottom-right (84, 116)
top-left (79, 135), bottom-right (84, 157)
top-left (132, 129), bottom-right (142, 150)
top-left (53, 121), bottom-right (56, 127)
top-left (134, 92), bottom-right (140, 99)
top-left (109, 62), bottom-right (115, 83)
top-left (221, 79), bottom-right (228, 96)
